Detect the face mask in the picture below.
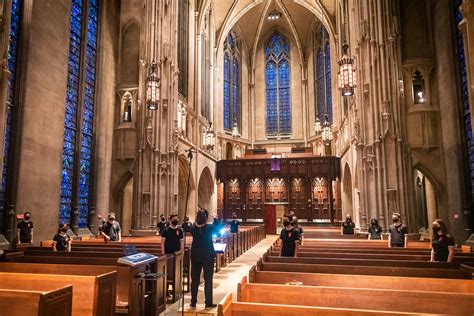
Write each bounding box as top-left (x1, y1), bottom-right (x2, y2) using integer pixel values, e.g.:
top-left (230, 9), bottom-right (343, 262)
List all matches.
top-left (171, 220), bottom-right (179, 226)
top-left (392, 218), bottom-right (399, 223)
top-left (24, 216), bottom-right (30, 221)
top-left (432, 226), bottom-right (441, 235)
top-left (283, 220), bottom-right (290, 227)
top-left (371, 222), bottom-right (377, 226)
top-left (161, 217), bottom-right (166, 222)
top-left (61, 228), bottom-right (68, 233)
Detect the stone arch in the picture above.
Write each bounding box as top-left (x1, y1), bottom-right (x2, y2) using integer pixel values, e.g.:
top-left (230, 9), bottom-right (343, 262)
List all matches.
top-left (178, 154), bottom-right (196, 220)
top-left (342, 163), bottom-right (353, 219)
top-left (413, 166), bottom-right (440, 234)
top-left (120, 20), bottom-right (140, 85)
top-left (225, 142), bottom-right (233, 160)
top-left (198, 167), bottom-right (214, 211)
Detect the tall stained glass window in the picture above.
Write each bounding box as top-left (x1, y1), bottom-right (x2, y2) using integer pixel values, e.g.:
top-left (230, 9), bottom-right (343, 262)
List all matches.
top-left (223, 32), bottom-right (241, 131)
top-left (265, 32), bottom-right (291, 136)
top-left (314, 24), bottom-right (332, 123)
top-left (60, 0), bottom-right (99, 226)
top-left (0, 0), bottom-right (23, 231)
top-left (454, 0), bottom-right (474, 213)
top-left (178, 0), bottom-right (189, 98)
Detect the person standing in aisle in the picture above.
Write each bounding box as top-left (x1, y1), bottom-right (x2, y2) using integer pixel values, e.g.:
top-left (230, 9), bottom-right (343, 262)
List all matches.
top-left (189, 209), bottom-right (217, 310)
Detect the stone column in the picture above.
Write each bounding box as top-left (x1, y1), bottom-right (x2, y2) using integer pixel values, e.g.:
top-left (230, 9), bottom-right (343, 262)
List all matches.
top-left (132, 0), bottom-right (178, 234)
top-left (461, 0), bottom-right (474, 159)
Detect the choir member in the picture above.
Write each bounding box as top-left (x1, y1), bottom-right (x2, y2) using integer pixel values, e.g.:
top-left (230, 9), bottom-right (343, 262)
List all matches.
top-left (341, 214), bottom-right (355, 235)
top-left (388, 213), bottom-right (408, 248)
top-left (431, 219), bottom-right (455, 263)
top-left (53, 224), bottom-right (72, 252)
top-left (17, 211), bottom-right (34, 245)
top-left (368, 218), bottom-right (382, 240)
top-left (161, 213), bottom-right (184, 254)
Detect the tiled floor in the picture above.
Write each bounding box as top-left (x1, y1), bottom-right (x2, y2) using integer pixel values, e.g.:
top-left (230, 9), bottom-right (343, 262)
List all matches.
top-left (162, 236), bottom-right (277, 315)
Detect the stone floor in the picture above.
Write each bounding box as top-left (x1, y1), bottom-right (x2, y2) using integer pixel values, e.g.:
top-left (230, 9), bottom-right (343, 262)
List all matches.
top-left (162, 236), bottom-right (277, 315)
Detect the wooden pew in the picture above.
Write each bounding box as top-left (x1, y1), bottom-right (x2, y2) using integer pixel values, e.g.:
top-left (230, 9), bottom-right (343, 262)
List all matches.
top-left (237, 276), bottom-right (474, 314)
top-left (0, 271), bottom-right (115, 316)
top-left (263, 254), bottom-right (462, 269)
top-left (257, 259), bottom-right (472, 279)
top-left (5, 253), bottom-right (166, 316)
top-left (248, 266), bottom-right (474, 294)
top-left (0, 284), bottom-right (72, 316)
top-left (217, 293), bottom-right (419, 316)
top-left (267, 250), bottom-right (474, 263)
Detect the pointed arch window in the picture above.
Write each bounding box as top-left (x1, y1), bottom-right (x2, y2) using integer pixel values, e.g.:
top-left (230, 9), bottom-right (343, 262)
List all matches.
top-left (0, 0), bottom-right (23, 231)
top-left (223, 32), bottom-right (241, 131)
top-left (178, 0), bottom-right (189, 98)
top-left (314, 24), bottom-right (332, 123)
top-left (59, 0), bottom-right (99, 227)
top-left (265, 32), bottom-right (291, 136)
top-left (454, 0), bottom-right (474, 209)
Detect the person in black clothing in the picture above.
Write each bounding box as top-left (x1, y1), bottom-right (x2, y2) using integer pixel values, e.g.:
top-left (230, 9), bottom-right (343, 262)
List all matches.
top-left (229, 214), bottom-right (239, 234)
top-left (17, 212), bottom-right (34, 245)
top-left (341, 214), bottom-right (355, 235)
top-left (431, 219), bottom-right (455, 263)
top-left (189, 209), bottom-right (217, 310)
top-left (368, 218), bottom-right (382, 240)
top-left (278, 217), bottom-right (299, 257)
top-left (182, 216), bottom-right (192, 233)
top-left (53, 224), bottom-right (72, 252)
top-left (101, 213), bottom-right (122, 242)
top-left (161, 213), bottom-right (184, 254)
top-left (290, 218), bottom-right (304, 245)
top-left (157, 214), bottom-right (168, 236)
top-left (388, 212), bottom-right (408, 247)
top-left (97, 214), bottom-right (106, 237)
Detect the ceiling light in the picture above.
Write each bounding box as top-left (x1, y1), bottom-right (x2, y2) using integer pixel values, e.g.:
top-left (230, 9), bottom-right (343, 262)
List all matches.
top-left (268, 11), bottom-right (282, 20)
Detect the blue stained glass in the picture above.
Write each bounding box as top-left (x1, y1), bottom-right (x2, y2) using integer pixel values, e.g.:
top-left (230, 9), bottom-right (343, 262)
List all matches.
top-left (60, 0), bottom-right (98, 227)
top-left (454, 1), bottom-right (474, 190)
top-left (232, 59), bottom-right (240, 126)
top-left (1, 0), bottom-right (22, 230)
top-left (265, 33), bottom-right (291, 135)
top-left (223, 53), bottom-right (231, 130)
top-left (325, 43), bottom-right (332, 123)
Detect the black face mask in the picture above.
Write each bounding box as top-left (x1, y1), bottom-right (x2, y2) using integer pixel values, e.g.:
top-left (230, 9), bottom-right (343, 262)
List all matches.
top-left (61, 228), bottom-right (68, 233)
top-left (432, 227), bottom-right (441, 235)
top-left (371, 222), bottom-right (377, 226)
top-left (160, 217), bottom-right (166, 222)
top-left (392, 218), bottom-right (399, 223)
top-left (283, 220), bottom-right (290, 227)
top-left (24, 216), bottom-right (31, 221)
top-left (171, 220), bottom-right (179, 226)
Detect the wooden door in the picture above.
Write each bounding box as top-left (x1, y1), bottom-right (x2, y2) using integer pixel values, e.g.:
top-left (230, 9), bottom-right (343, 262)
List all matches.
top-left (264, 204), bottom-right (276, 235)
top-left (312, 178), bottom-right (330, 222)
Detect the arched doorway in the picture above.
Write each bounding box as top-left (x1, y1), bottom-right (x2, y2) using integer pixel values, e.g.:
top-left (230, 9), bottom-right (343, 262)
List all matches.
top-left (225, 142), bottom-right (233, 160)
top-left (178, 155), bottom-right (195, 220)
top-left (198, 167), bottom-right (214, 212)
top-left (342, 163), bottom-right (353, 219)
top-left (414, 169), bottom-right (438, 232)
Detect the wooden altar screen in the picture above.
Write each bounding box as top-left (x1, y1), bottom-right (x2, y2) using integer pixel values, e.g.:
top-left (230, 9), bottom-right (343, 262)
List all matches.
top-left (216, 156), bottom-right (341, 224)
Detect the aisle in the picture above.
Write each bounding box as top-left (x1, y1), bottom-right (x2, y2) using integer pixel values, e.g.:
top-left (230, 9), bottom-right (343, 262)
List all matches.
top-left (162, 236), bottom-right (277, 315)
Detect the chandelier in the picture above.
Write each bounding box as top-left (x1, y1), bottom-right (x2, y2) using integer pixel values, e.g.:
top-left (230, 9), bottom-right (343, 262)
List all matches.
top-left (322, 115), bottom-right (333, 145)
top-left (338, 42), bottom-right (356, 96)
top-left (146, 62), bottom-right (160, 110)
top-left (314, 117), bottom-right (321, 134)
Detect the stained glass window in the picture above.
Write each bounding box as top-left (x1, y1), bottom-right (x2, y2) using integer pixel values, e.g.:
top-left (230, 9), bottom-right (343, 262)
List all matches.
top-left (223, 32), bottom-right (241, 131)
top-left (454, 0), bottom-right (474, 207)
top-left (60, 0), bottom-right (99, 227)
top-left (178, 0), bottom-right (189, 98)
top-left (0, 0), bottom-right (23, 231)
top-left (265, 33), bottom-right (291, 136)
top-left (314, 24), bottom-right (332, 123)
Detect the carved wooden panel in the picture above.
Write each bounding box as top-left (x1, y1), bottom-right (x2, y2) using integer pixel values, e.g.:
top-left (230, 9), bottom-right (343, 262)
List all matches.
top-left (312, 178), bottom-right (330, 220)
top-left (224, 179), bottom-right (241, 219)
top-left (289, 178), bottom-right (309, 219)
top-left (265, 178), bottom-right (288, 203)
top-left (245, 178), bottom-right (264, 220)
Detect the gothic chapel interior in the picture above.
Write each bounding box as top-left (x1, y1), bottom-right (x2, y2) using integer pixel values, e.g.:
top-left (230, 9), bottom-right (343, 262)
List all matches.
top-left (0, 0), bottom-right (474, 313)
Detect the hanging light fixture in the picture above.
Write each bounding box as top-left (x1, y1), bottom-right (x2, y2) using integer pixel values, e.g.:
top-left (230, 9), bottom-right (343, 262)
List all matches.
top-left (338, 42), bottom-right (356, 97)
top-left (203, 122), bottom-right (215, 151)
top-left (146, 0), bottom-right (159, 110)
top-left (322, 114), bottom-right (332, 145)
top-left (314, 117), bottom-right (322, 134)
top-left (268, 11), bottom-right (282, 20)
top-left (146, 62), bottom-right (160, 110)
top-left (232, 120), bottom-right (240, 139)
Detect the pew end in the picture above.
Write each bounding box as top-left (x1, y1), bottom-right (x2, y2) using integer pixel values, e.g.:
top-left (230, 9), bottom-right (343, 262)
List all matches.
top-left (237, 276), bottom-right (248, 302)
top-left (248, 265), bottom-right (256, 283)
top-left (217, 293), bottom-right (233, 316)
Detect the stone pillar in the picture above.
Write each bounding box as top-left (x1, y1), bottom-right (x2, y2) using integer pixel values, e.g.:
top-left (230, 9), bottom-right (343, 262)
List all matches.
top-left (132, 0), bottom-right (178, 234)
